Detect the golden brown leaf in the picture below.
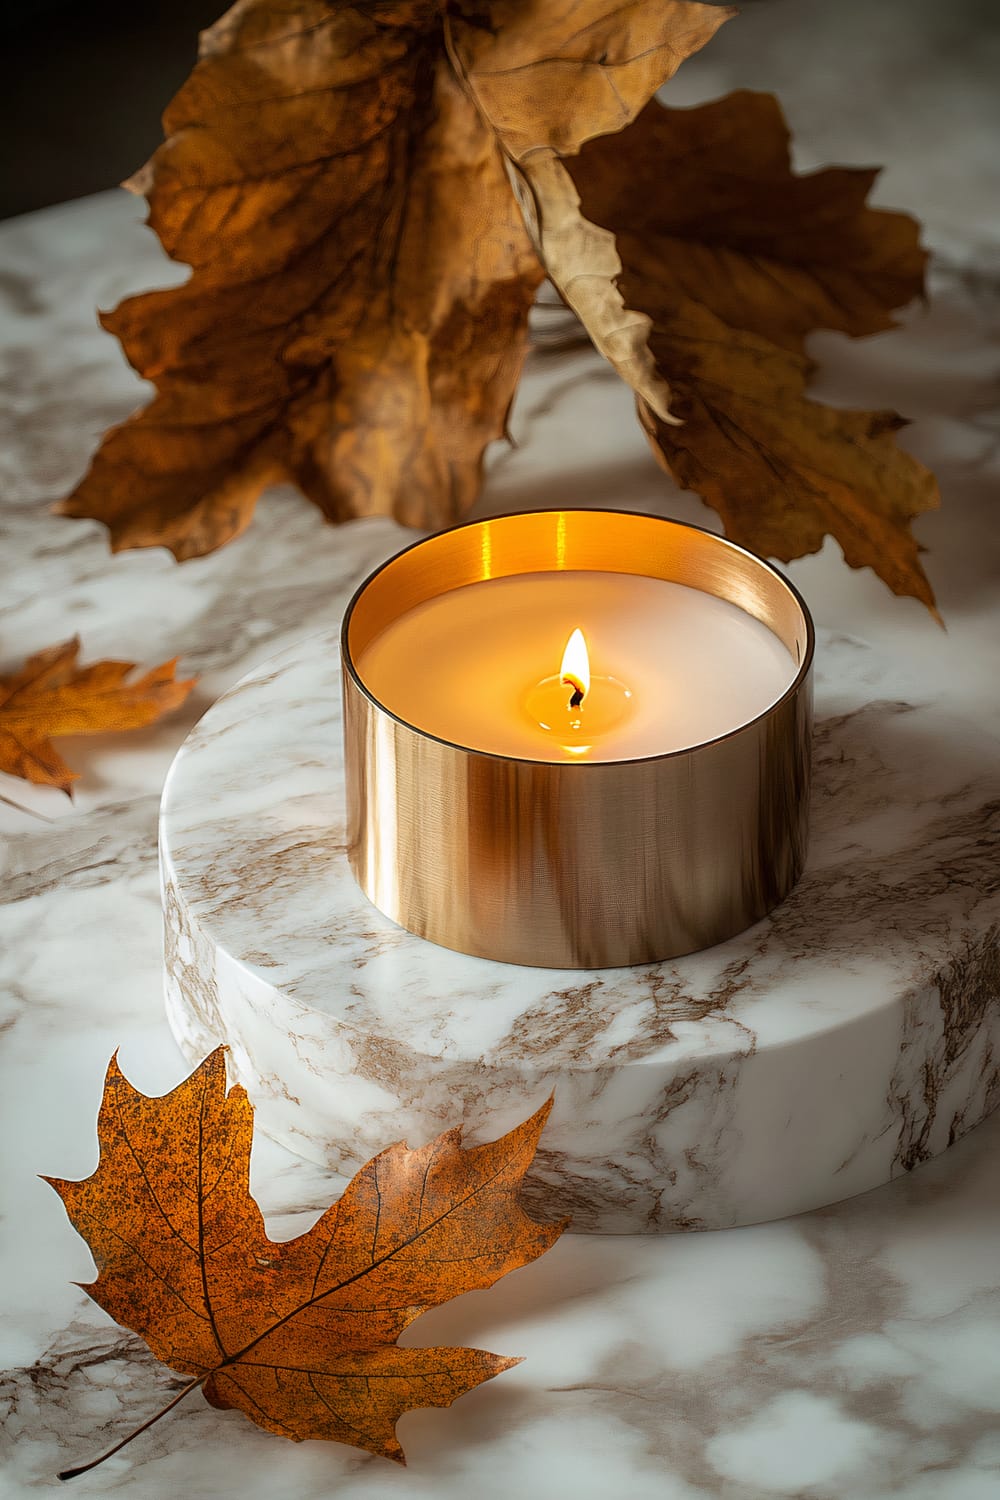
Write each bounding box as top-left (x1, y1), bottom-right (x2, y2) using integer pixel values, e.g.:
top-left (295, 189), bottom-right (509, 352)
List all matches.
top-left (638, 300), bottom-right (940, 612)
top-left (47, 1049), bottom-right (564, 1475)
top-left (60, 0), bottom-right (736, 558)
top-left (60, 1), bottom-right (545, 558)
top-left (568, 93), bottom-right (939, 610)
top-left (59, 8), bottom-right (941, 609)
top-left (570, 91), bottom-right (928, 354)
top-left (0, 638), bottom-right (195, 794)
top-left (450, 0), bottom-right (732, 423)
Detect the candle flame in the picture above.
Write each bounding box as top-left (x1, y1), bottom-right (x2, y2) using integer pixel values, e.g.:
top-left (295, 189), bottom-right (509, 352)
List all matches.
top-left (560, 628), bottom-right (590, 705)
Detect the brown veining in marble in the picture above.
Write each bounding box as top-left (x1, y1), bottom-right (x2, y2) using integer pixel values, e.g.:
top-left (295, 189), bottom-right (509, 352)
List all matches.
top-left (939, 925), bottom-right (1000, 1068)
top-left (891, 927), bottom-right (1000, 1172)
top-left (161, 870), bottom-right (225, 1058)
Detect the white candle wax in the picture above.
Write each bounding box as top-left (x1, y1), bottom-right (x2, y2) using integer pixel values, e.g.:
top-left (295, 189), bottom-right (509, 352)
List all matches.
top-left (356, 570), bottom-right (797, 762)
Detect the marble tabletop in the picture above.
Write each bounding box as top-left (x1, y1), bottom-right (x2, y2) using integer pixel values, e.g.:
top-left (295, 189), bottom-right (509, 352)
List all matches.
top-left (2, 0), bottom-right (1000, 1494)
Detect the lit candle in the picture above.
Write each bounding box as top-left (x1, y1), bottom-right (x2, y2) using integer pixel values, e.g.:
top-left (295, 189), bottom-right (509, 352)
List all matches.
top-left (342, 510), bottom-right (813, 967)
top-left (356, 570), bottom-right (797, 762)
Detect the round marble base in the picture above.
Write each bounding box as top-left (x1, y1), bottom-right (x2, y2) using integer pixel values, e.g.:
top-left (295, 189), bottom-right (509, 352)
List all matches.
top-left (160, 626), bottom-right (1000, 1233)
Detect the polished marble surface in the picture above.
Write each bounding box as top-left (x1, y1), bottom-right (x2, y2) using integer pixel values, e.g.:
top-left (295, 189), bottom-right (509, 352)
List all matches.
top-left (3, 0), bottom-right (1000, 1491)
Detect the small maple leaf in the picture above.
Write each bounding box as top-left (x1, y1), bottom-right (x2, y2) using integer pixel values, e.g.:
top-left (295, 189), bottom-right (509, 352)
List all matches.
top-left (46, 1049), bottom-right (565, 1478)
top-left (0, 637), bottom-right (195, 795)
top-left (568, 92), bottom-right (939, 612)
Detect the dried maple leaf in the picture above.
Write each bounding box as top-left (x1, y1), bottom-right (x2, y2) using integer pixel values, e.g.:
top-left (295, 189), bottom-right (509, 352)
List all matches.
top-left (0, 637), bottom-right (195, 794)
top-left (59, 1), bottom-right (545, 557)
top-left (47, 1048), bottom-right (564, 1478)
top-left (61, 5), bottom-right (941, 610)
top-left (59, 0), bottom-right (725, 558)
top-left (448, 0), bottom-right (732, 424)
top-left (568, 92), bottom-right (940, 611)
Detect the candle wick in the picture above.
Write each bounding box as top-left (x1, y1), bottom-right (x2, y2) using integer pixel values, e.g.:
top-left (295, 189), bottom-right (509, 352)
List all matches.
top-left (567, 684), bottom-right (584, 709)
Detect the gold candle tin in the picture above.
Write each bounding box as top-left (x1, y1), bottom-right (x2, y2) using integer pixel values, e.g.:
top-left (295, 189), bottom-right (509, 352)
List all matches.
top-left (342, 510), bottom-right (813, 969)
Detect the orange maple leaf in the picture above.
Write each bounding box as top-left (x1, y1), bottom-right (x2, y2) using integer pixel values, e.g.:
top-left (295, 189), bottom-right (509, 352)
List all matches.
top-left (46, 1049), bottom-right (565, 1477)
top-left (0, 637), bottom-right (195, 795)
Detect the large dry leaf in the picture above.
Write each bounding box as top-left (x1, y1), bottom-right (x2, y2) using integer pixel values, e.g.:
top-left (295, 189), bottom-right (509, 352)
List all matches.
top-left (60, 1), bottom-right (545, 558)
top-left (569, 93), bottom-right (939, 610)
top-left (0, 637), bottom-right (194, 794)
top-left (638, 299), bottom-right (940, 610)
top-left (450, 0), bottom-right (732, 423)
top-left (48, 1049), bottom-right (564, 1476)
top-left (59, 6), bottom-right (941, 610)
top-left (569, 91), bottom-right (928, 354)
top-left (60, 0), bottom-right (731, 558)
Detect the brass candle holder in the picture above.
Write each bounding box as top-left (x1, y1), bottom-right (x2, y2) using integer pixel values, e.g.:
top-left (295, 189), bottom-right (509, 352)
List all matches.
top-left (341, 510), bottom-right (813, 968)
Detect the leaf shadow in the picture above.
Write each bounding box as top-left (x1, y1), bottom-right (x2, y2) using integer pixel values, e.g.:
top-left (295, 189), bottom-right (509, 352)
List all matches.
top-left (54, 685), bottom-right (214, 796)
top-left (401, 1234), bottom-right (648, 1350)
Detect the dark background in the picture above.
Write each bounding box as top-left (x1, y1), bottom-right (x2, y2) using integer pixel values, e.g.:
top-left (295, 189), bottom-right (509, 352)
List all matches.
top-left (1, 0), bottom-right (222, 219)
top-left (2, 0), bottom-right (998, 223)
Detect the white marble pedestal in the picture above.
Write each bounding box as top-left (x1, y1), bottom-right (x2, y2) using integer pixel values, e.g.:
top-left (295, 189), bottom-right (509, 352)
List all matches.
top-left (160, 622), bottom-right (1000, 1233)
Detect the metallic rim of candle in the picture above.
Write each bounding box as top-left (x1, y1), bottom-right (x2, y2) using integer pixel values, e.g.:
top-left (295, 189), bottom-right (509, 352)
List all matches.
top-left (341, 510), bottom-right (814, 968)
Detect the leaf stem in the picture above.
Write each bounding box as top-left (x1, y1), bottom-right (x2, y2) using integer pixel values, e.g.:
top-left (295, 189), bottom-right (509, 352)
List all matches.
top-left (57, 1374), bottom-right (207, 1481)
top-left (0, 791), bottom-right (57, 822)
